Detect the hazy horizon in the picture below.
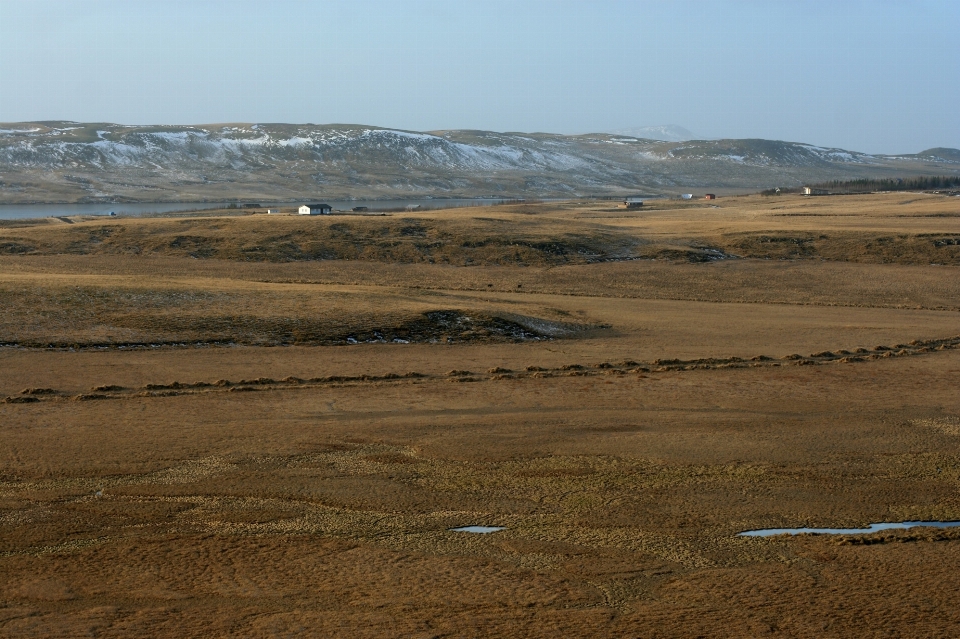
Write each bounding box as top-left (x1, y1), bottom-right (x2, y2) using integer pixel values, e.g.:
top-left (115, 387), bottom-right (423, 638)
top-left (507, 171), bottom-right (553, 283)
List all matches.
top-left (1, 0), bottom-right (957, 155)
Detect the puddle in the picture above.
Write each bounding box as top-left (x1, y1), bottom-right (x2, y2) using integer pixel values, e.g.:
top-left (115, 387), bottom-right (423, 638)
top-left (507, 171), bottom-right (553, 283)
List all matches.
top-left (739, 521), bottom-right (960, 537)
top-left (449, 526), bottom-right (505, 534)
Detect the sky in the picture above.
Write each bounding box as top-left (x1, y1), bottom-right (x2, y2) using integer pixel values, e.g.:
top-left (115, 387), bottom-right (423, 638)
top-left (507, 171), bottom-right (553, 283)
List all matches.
top-left (0, 0), bottom-right (957, 154)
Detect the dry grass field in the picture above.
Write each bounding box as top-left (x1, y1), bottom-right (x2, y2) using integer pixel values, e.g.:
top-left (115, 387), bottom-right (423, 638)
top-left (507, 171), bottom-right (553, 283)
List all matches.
top-left (2, 193), bottom-right (960, 637)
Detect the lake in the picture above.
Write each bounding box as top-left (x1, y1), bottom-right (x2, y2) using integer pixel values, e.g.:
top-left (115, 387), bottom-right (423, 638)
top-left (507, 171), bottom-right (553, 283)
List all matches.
top-left (0, 198), bottom-right (534, 221)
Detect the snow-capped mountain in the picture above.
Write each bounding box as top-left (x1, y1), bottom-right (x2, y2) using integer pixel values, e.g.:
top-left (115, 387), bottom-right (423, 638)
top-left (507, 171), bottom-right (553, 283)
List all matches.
top-left (0, 122), bottom-right (955, 203)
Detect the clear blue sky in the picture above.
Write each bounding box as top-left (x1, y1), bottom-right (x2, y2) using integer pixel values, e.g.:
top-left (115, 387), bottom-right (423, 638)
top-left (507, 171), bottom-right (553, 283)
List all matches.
top-left (0, 0), bottom-right (956, 154)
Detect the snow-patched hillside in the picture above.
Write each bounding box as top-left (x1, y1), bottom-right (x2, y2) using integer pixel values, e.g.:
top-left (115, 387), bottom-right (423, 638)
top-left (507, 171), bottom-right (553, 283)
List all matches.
top-left (0, 122), bottom-right (955, 203)
top-left (0, 124), bottom-right (594, 172)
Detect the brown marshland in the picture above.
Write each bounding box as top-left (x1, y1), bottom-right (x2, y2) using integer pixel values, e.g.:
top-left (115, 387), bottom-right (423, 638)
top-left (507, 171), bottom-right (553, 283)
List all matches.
top-left (2, 192), bottom-right (960, 637)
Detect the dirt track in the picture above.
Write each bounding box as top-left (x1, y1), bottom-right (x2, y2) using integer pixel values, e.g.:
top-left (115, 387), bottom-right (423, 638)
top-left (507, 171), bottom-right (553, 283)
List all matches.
top-left (2, 194), bottom-right (960, 637)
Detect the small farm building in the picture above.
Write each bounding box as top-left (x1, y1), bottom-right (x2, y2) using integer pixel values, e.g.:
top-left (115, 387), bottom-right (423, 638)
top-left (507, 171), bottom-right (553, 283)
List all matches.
top-left (802, 187), bottom-right (829, 196)
top-left (618, 199), bottom-right (644, 209)
top-left (299, 203), bottom-right (332, 215)
top-left (704, 193), bottom-right (716, 200)
top-left (266, 208), bottom-right (279, 215)
top-left (681, 194), bottom-right (693, 199)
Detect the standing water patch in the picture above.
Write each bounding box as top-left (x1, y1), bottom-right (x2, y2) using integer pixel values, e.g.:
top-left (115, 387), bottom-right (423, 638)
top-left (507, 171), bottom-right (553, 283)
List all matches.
top-left (739, 521), bottom-right (960, 537)
top-left (450, 526), bottom-right (505, 534)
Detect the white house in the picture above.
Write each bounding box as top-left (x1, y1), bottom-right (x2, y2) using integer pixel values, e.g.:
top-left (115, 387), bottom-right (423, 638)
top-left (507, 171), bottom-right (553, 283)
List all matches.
top-left (299, 203), bottom-right (332, 215)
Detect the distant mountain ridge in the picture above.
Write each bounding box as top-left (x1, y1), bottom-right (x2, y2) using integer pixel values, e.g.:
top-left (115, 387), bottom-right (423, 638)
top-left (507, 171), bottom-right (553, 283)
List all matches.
top-left (0, 121), bottom-right (956, 203)
top-left (606, 125), bottom-right (698, 142)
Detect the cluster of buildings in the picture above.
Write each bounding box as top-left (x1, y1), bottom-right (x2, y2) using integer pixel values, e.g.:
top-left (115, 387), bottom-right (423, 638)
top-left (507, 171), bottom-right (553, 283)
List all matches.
top-left (262, 187), bottom-right (834, 218)
top-left (288, 194), bottom-right (727, 216)
top-left (298, 203), bottom-right (332, 215)
top-left (618, 193), bottom-right (716, 208)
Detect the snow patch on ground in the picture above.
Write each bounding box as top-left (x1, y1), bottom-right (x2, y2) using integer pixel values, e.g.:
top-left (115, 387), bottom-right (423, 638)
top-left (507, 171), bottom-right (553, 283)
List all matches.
top-left (278, 136), bottom-right (313, 147)
top-left (144, 131), bottom-right (200, 143)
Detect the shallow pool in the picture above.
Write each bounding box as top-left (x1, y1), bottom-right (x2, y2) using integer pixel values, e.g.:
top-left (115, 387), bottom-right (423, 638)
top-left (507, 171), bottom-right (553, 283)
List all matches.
top-left (449, 526), bottom-right (505, 534)
top-left (739, 521), bottom-right (960, 537)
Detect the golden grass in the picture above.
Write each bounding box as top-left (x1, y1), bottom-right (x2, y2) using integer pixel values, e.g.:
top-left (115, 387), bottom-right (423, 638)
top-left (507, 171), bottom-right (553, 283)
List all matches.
top-left (3, 193), bottom-right (960, 636)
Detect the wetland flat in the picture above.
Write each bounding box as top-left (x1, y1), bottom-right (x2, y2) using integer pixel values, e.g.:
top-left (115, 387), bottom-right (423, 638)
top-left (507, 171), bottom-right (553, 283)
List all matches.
top-left (1, 193), bottom-right (960, 637)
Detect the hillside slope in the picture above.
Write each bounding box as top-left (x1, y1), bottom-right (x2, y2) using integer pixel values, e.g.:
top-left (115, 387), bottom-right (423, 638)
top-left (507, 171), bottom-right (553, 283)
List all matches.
top-left (0, 122), bottom-right (957, 203)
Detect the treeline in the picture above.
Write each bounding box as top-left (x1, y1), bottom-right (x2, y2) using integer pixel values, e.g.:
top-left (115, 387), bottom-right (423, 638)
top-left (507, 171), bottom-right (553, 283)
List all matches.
top-left (761, 175), bottom-right (960, 196)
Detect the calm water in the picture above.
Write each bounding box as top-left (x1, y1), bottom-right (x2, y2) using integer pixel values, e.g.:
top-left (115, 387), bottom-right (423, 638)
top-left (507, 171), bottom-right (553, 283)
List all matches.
top-left (0, 202), bottom-right (231, 220)
top-left (449, 526), bottom-right (506, 534)
top-left (0, 198), bottom-right (533, 221)
top-left (738, 521), bottom-right (960, 537)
